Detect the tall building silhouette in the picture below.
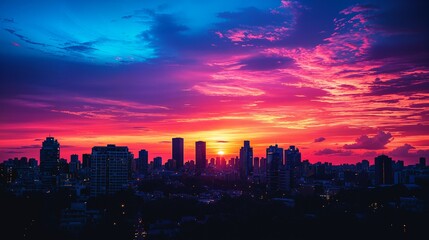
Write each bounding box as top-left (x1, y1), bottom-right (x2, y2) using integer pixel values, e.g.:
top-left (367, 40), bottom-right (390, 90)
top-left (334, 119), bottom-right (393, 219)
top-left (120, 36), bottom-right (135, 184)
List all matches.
top-left (266, 144), bottom-right (284, 192)
top-left (285, 146), bottom-right (301, 168)
top-left (195, 141), bottom-right (206, 173)
top-left (90, 144), bottom-right (132, 196)
top-left (40, 136), bottom-right (60, 187)
top-left (375, 154), bottom-right (393, 185)
top-left (137, 149), bottom-right (149, 174)
top-left (172, 137), bottom-right (184, 170)
top-left (285, 145), bottom-right (301, 188)
top-left (239, 140), bottom-right (253, 180)
top-left (260, 157), bottom-right (267, 176)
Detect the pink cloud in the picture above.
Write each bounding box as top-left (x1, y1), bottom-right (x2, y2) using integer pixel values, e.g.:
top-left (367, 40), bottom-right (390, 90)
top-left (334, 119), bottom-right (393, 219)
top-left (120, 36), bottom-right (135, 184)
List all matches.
top-left (191, 83), bottom-right (264, 97)
top-left (389, 143), bottom-right (415, 157)
top-left (280, 0), bottom-right (304, 10)
top-left (220, 1), bottom-right (298, 44)
top-left (214, 31), bottom-right (224, 38)
top-left (226, 29), bottom-right (246, 42)
top-left (224, 27), bottom-right (288, 43)
top-left (340, 4), bottom-right (377, 15)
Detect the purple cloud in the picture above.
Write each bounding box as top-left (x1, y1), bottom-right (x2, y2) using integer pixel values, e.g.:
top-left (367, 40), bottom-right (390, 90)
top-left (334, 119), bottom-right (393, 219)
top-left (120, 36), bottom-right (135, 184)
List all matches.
top-left (315, 148), bottom-right (352, 156)
top-left (369, 74), bottom-right (429, 96)
top-left (344, 131), bottom-right (393, 150)
top-left (389, 144), bottom-right (429, 159)
top-left (314, 137), bottom-right (326, 143)
top-left (216, 6), bottom-right (296, 43)
top-left (389, 143), bottom-right (415, 157)
top-left (239, 55), bottom-right (295, 71)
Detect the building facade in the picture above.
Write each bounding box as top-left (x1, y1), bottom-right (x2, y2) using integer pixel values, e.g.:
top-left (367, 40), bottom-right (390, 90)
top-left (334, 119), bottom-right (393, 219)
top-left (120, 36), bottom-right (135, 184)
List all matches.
top-left (195, 141), bottom-right (206, 173)
top-left (90, 144), bottom-right (132, 196)
top-left (137, 149), bottom-right (149, 174)
top-left (40, 136), bottom-right (60, 187)
top-left (375, 154), bottom-right (393, 185)
top-left (266, 144), bottom-right (284, 192)
top-left (172, 138), bottom-right (184, 170)
top-left (239, 140), bottom-right (253, 180)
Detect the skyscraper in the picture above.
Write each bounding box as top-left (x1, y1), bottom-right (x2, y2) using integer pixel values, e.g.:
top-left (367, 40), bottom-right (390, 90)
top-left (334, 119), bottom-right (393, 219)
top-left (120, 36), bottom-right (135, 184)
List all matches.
top-left (40, 136), bottom-right (60, 187)
top-left (195, 141), bottom-right (206, 173)
top-left (239, 140), bottom-right (253, 180)
top-left (137, 149), bottom-right (149, 174)
top-left (285, 146), bottom-right (301, 168)
top-left (375, 154), bottom-right (393, 185)
top-left (266, 144), bottom-right (284, 192)
top-left (40, 136), bottom-right (60, 174)
top-left (90, 144), bottom-right (132, 196)
top-left (285, 145), bottom-right (301, 188)
top-left (172, 137), bottom-right (184, 170)
top-left (260, 157), bottom-right (267, 176)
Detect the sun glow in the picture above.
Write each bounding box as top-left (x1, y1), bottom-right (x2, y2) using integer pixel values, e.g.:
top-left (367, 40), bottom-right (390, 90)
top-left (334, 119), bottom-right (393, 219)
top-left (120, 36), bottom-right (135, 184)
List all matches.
top-left (217, 150), bottom-right (225, 155)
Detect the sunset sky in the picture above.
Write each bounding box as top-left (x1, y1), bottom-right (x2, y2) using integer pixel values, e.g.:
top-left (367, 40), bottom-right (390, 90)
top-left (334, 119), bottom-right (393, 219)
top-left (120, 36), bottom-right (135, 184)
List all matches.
top-left (1, 0), bottom-right (428, 165)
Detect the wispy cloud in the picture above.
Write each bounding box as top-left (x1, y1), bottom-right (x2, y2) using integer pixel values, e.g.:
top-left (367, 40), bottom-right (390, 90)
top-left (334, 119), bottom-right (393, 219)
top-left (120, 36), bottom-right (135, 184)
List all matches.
top-left (191, 83), bottom-right (264, 97)
top-left (315, 148), bottom-right (352, 156)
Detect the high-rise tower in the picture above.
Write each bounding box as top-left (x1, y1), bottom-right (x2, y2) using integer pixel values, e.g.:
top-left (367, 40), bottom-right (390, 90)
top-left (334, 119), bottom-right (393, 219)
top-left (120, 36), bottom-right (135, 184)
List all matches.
top-left (195, 141), bottom-right (206, 174)
top-left (239, 140), bottom-right (253, 180)
top-left (40, 136), bottom-right (60, 187)
top-left (90, 144), bottom-right (132, 196)
top-left (172, 137), bottom-right (184, 170)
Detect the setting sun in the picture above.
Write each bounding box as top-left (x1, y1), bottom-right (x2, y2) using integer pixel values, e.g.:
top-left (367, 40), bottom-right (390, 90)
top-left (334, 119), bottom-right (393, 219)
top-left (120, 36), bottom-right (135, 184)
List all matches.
top-left (217, 151), bottom-right (225, 156)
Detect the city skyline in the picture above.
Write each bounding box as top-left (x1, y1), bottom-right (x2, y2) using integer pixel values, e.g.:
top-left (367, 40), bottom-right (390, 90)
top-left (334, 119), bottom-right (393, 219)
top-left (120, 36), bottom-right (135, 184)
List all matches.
top-left (3, 135), bottom-right (424, 167)
top-left (1, 132), bottom-right (427, 165)
top-left (1, 0), bottom-right (429, 165)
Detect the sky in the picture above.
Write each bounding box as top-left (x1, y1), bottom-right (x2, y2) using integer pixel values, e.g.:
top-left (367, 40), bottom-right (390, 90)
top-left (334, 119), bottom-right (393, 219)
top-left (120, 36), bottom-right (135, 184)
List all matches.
top-left (1, 0), bottom-right (428, 165)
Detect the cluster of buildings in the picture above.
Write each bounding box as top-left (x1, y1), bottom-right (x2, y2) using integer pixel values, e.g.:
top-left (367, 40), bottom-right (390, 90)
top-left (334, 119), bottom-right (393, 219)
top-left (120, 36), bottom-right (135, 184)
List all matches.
top-left (1, 136), bottom-right (428, 198)
top-left (1, 136), bottom-right (428, 237)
